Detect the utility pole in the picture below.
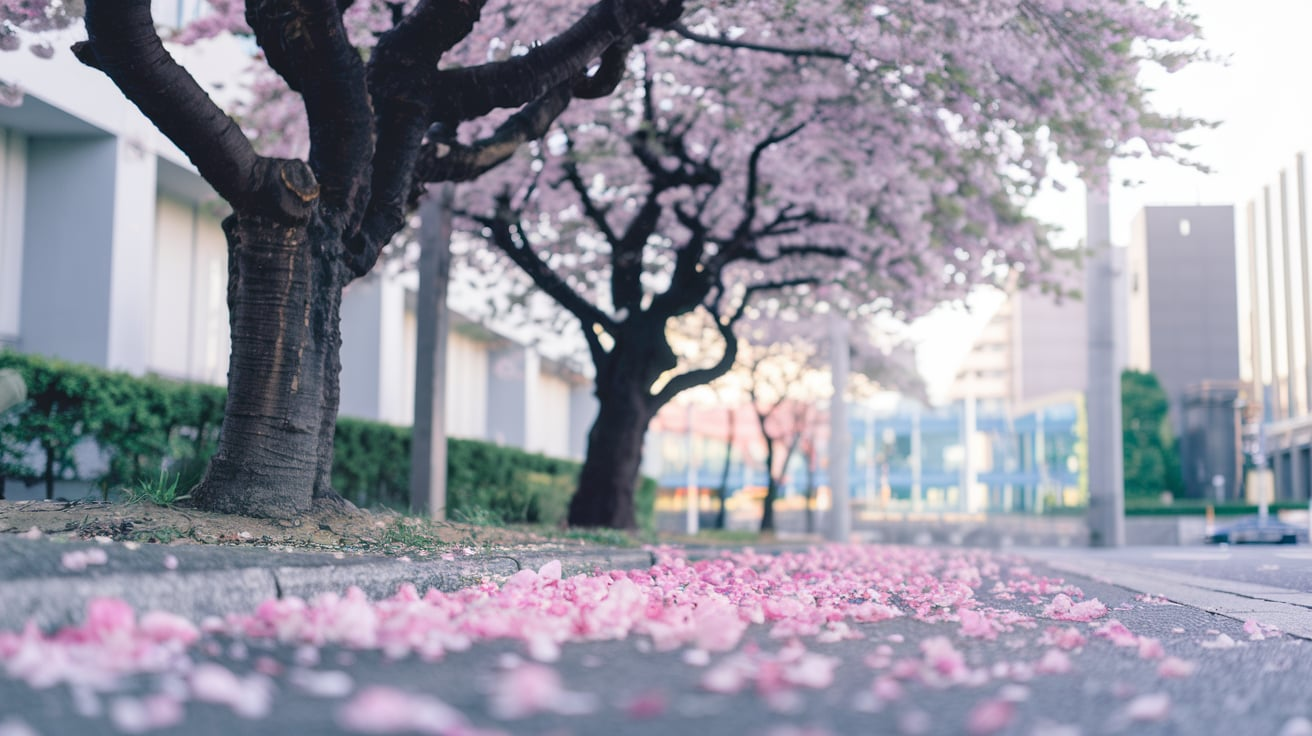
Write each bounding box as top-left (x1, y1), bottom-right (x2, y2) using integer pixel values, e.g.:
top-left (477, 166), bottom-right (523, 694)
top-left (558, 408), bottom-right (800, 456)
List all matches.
top-left (685, 402), bottom-right (700, 535)
top-left (1085, 189), bottom-right (1125, 546)
top-left (409, 184), bottom-right (454, 518)
top-left (827, 313), bottom-right (851, 542)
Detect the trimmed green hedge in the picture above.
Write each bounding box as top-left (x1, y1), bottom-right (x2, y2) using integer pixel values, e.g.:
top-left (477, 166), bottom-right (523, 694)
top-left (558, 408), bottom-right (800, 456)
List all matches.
top-left (1126, 500), bottom-right (1308, 517)
top-left (0, 352), bottom-right (226, 498)
top-left (0, 351), bottom-right (655, 530)
top-left (333, 415), bottom-right (656, 531)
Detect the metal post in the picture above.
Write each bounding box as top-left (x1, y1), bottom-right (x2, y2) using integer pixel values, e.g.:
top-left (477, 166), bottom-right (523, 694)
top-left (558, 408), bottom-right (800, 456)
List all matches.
top-left (1299, 155), bottom-right (1312, 417)
top-left (827, 313), bottom-right (851, 542)
top-left (1085, 189), bottom-right (1125, 546)
top-left (409, 184), bottom-right (453, 518)
top-left (1035, 409), bottom-right (1046, 512)
top-left (1247, 201), bottom-right (1263, 415)
top-left (685, 402), bottom-right (699, 536)
top-left (960, 392), bottom-right (976, 512)
top-left (910, 405), bottom-right (922, 513)
top-left (1265, 186), bottom-right (1285, 421)
top-left (864, 408), bottom-right (876, 507)
top-left (1280, 172), bottom-right (1300, 416)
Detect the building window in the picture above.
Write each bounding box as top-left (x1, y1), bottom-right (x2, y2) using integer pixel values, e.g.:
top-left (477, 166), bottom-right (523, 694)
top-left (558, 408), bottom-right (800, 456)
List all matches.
top-left (1179, 218), bottom-right (1191, 237)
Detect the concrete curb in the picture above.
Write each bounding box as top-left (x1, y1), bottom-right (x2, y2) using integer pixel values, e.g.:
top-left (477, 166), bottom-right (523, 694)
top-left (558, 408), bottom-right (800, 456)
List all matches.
top-left (1029, 552), bottom-right (1312, 639)
top-left (0, 538), bottom-right (656, 631)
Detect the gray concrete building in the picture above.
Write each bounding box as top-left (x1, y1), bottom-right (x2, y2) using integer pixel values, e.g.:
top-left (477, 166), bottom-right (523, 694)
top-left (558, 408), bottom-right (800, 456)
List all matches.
top-left (1127, 205), bottom-right (1243, 499)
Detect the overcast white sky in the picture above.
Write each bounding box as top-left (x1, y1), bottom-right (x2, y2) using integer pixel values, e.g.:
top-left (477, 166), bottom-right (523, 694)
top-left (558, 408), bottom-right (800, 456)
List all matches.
top-left (914, 0), bottom-right (1312, 401)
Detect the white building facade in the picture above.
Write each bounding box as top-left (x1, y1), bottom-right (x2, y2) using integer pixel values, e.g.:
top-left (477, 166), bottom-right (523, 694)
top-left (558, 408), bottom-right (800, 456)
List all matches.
top-left (1, 38), bottom-right (595, 460)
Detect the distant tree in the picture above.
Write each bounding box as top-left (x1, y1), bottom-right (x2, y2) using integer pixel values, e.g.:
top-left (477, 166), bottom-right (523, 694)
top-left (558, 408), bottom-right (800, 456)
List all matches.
top-left (1121, 369), bottom-right (1183, 500)
top-left (740, 318), bottom-right (918, 533)
top-left (459, 0), bottom-right (1209, 528)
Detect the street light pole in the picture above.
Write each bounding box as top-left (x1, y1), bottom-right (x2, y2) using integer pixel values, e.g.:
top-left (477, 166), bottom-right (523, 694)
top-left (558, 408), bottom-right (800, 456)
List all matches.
top-left (827, 313), bottom-right (851, 542)
top-left (410, 183), bottom-right (454, 519)
top-left (1085, 189), bottom-right (1125, 546)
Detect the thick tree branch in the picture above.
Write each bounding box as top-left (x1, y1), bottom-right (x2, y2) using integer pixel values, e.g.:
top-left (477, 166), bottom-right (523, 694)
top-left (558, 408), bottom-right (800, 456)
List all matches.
top-left (574, 36), bottom-right (637, 100)
top-left (648, 213), bottom-right (711, 318)
top-left (743, 243), bottom-right (851, 265)
top-left (652, 314), bottom-right (738, 410)
top-left (344, 0), bottom-right (487, 276)
top-left (611, 196), bottom-right (660, 315)
top-left (245, 0), bottom-right (373, 225)
top-left (562, 159), bottom-right (620, 244)
top-left (724, 124), bottom-right (807, 254)
top-left (628, 127), bottom-right (722, 191)
top-left (474, 202), bottom-right (618, 364)
top-left (724, 277), bottom-right (822, 326)
top-left (432, 0), bottom-right (682, 122)
top-left (671, 21), bottom-right (851, 61)
top-left (409, 81), bottom-right (576, 197)
top-left (75, 0), bottom-right (263, 213)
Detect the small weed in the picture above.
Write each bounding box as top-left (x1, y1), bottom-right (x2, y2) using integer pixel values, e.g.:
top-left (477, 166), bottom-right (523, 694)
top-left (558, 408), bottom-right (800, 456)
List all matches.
top-left (451, 507), bottom-right (507, 528)
top-left (382, 518), bottom-right (437, 548)
top-left (544, 526), bottom-right (646, 547)
top-left (689, 529), bottom-right (763, 545)
top-left (131, 527), bottom-right (184, 544)
top-left (123, 470), bottom-right (189, 507)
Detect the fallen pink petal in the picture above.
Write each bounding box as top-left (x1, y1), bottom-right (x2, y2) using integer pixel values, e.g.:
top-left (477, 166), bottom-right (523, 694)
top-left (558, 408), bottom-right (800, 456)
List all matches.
top-left (966, 698), bottom-right (1016, 735)
top-left (1124, 692), bottom-right (1172, 722)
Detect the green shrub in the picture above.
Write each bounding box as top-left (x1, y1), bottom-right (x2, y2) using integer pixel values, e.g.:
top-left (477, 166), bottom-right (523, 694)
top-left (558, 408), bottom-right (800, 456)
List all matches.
top-left (0, 351), bottom-right (226, 499)
top-left (0, 351), bottom-right (657, 529)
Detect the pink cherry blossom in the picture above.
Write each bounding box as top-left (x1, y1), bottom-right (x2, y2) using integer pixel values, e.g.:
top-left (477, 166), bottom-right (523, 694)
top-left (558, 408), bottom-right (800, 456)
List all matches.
top-left (1157, 657), bottom-right (1197, 679)
top-left (966, 698), bottom-right (1016, 735)
top-left (336, 686), bottom-right (471, 734)
top-left (108, 694), bottom-right (184, 733)
top-left (1124, 693), bottom-right (1172, 722)
top-left (488, 663), bottom-right (596, 719)
top-left (1042, 594), bottom-right (1108, 622)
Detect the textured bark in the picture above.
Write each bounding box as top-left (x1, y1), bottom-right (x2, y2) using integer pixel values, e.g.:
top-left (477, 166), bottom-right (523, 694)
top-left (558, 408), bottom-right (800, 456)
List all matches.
top-left (569, 390), bottom-right (651, 529)
top-left (190, 214), bottom-right (349, 518)
top-left (713, 406), bottom-right (734, 529)
top-left (567, 318), bottom-right (671, 529)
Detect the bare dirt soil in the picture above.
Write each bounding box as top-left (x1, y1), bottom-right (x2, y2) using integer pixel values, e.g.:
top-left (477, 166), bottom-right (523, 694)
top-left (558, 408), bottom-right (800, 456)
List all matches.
top-left (0, 499), bottom-right (563, 557)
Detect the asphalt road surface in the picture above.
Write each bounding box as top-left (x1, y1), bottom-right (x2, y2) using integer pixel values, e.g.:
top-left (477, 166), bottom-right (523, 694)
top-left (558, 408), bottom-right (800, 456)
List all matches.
top-left (5, 551), bottom-right (1312, 736)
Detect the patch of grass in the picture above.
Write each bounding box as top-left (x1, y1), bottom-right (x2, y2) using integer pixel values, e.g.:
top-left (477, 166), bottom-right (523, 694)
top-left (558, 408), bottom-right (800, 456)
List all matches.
top-left (381, 518), bottom-right (438, 548)
top-left (451, 506), bottom-right (507, 528)
top-left (691, 529), bottom-right (763, 544)
top-left (132, 527), bottom-right (185, 544)
top-left (122, 470), bottom-right (189, 507)
top-left (536, 525), bottom-right (648, 547)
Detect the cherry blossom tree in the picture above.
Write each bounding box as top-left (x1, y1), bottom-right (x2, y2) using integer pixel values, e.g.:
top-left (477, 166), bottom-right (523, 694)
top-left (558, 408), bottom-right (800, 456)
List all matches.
top-left (458, 0), bottom-right (1208, 527)
top-left (10, 0), bottom-right (685, 518)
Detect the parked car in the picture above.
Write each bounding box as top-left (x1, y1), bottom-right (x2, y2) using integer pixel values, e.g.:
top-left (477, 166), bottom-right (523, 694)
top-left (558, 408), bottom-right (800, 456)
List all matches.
top-left (1205, 516), bottom-right (1307, 545)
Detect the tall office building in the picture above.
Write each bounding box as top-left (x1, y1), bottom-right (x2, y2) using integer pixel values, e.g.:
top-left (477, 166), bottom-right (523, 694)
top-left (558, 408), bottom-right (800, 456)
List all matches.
top-left (1245, 156), bottom-right (1312, 502)
top-left (946, 262), bottom-right (1094, 411)
top-left (1127, 205), bottom-right (1243, 500)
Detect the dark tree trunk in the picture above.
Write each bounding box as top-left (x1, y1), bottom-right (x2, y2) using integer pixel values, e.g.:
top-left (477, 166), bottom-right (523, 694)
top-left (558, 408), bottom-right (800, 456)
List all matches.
top-left (569, 387), bottom-right (653, 529)
top-left (191, 215), bottom-right (350, 518)
top-left (804, 446), bottom-right (817, 534)
top-left (759, 437), bottom-right (777, 533)
top-left (43, 445), bottom-right (54, 501)
top-left (567, 316), bottom-right (676, 529)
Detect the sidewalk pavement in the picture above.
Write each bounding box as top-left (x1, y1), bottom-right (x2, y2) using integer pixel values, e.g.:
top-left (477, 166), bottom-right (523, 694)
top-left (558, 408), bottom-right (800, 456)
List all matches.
top-left (0, 536), bottom-right (657, 631)
top-left (4, 534), bottom-right (1311, 642)
top-left (1030, 548), bottom-right (1312, 639)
